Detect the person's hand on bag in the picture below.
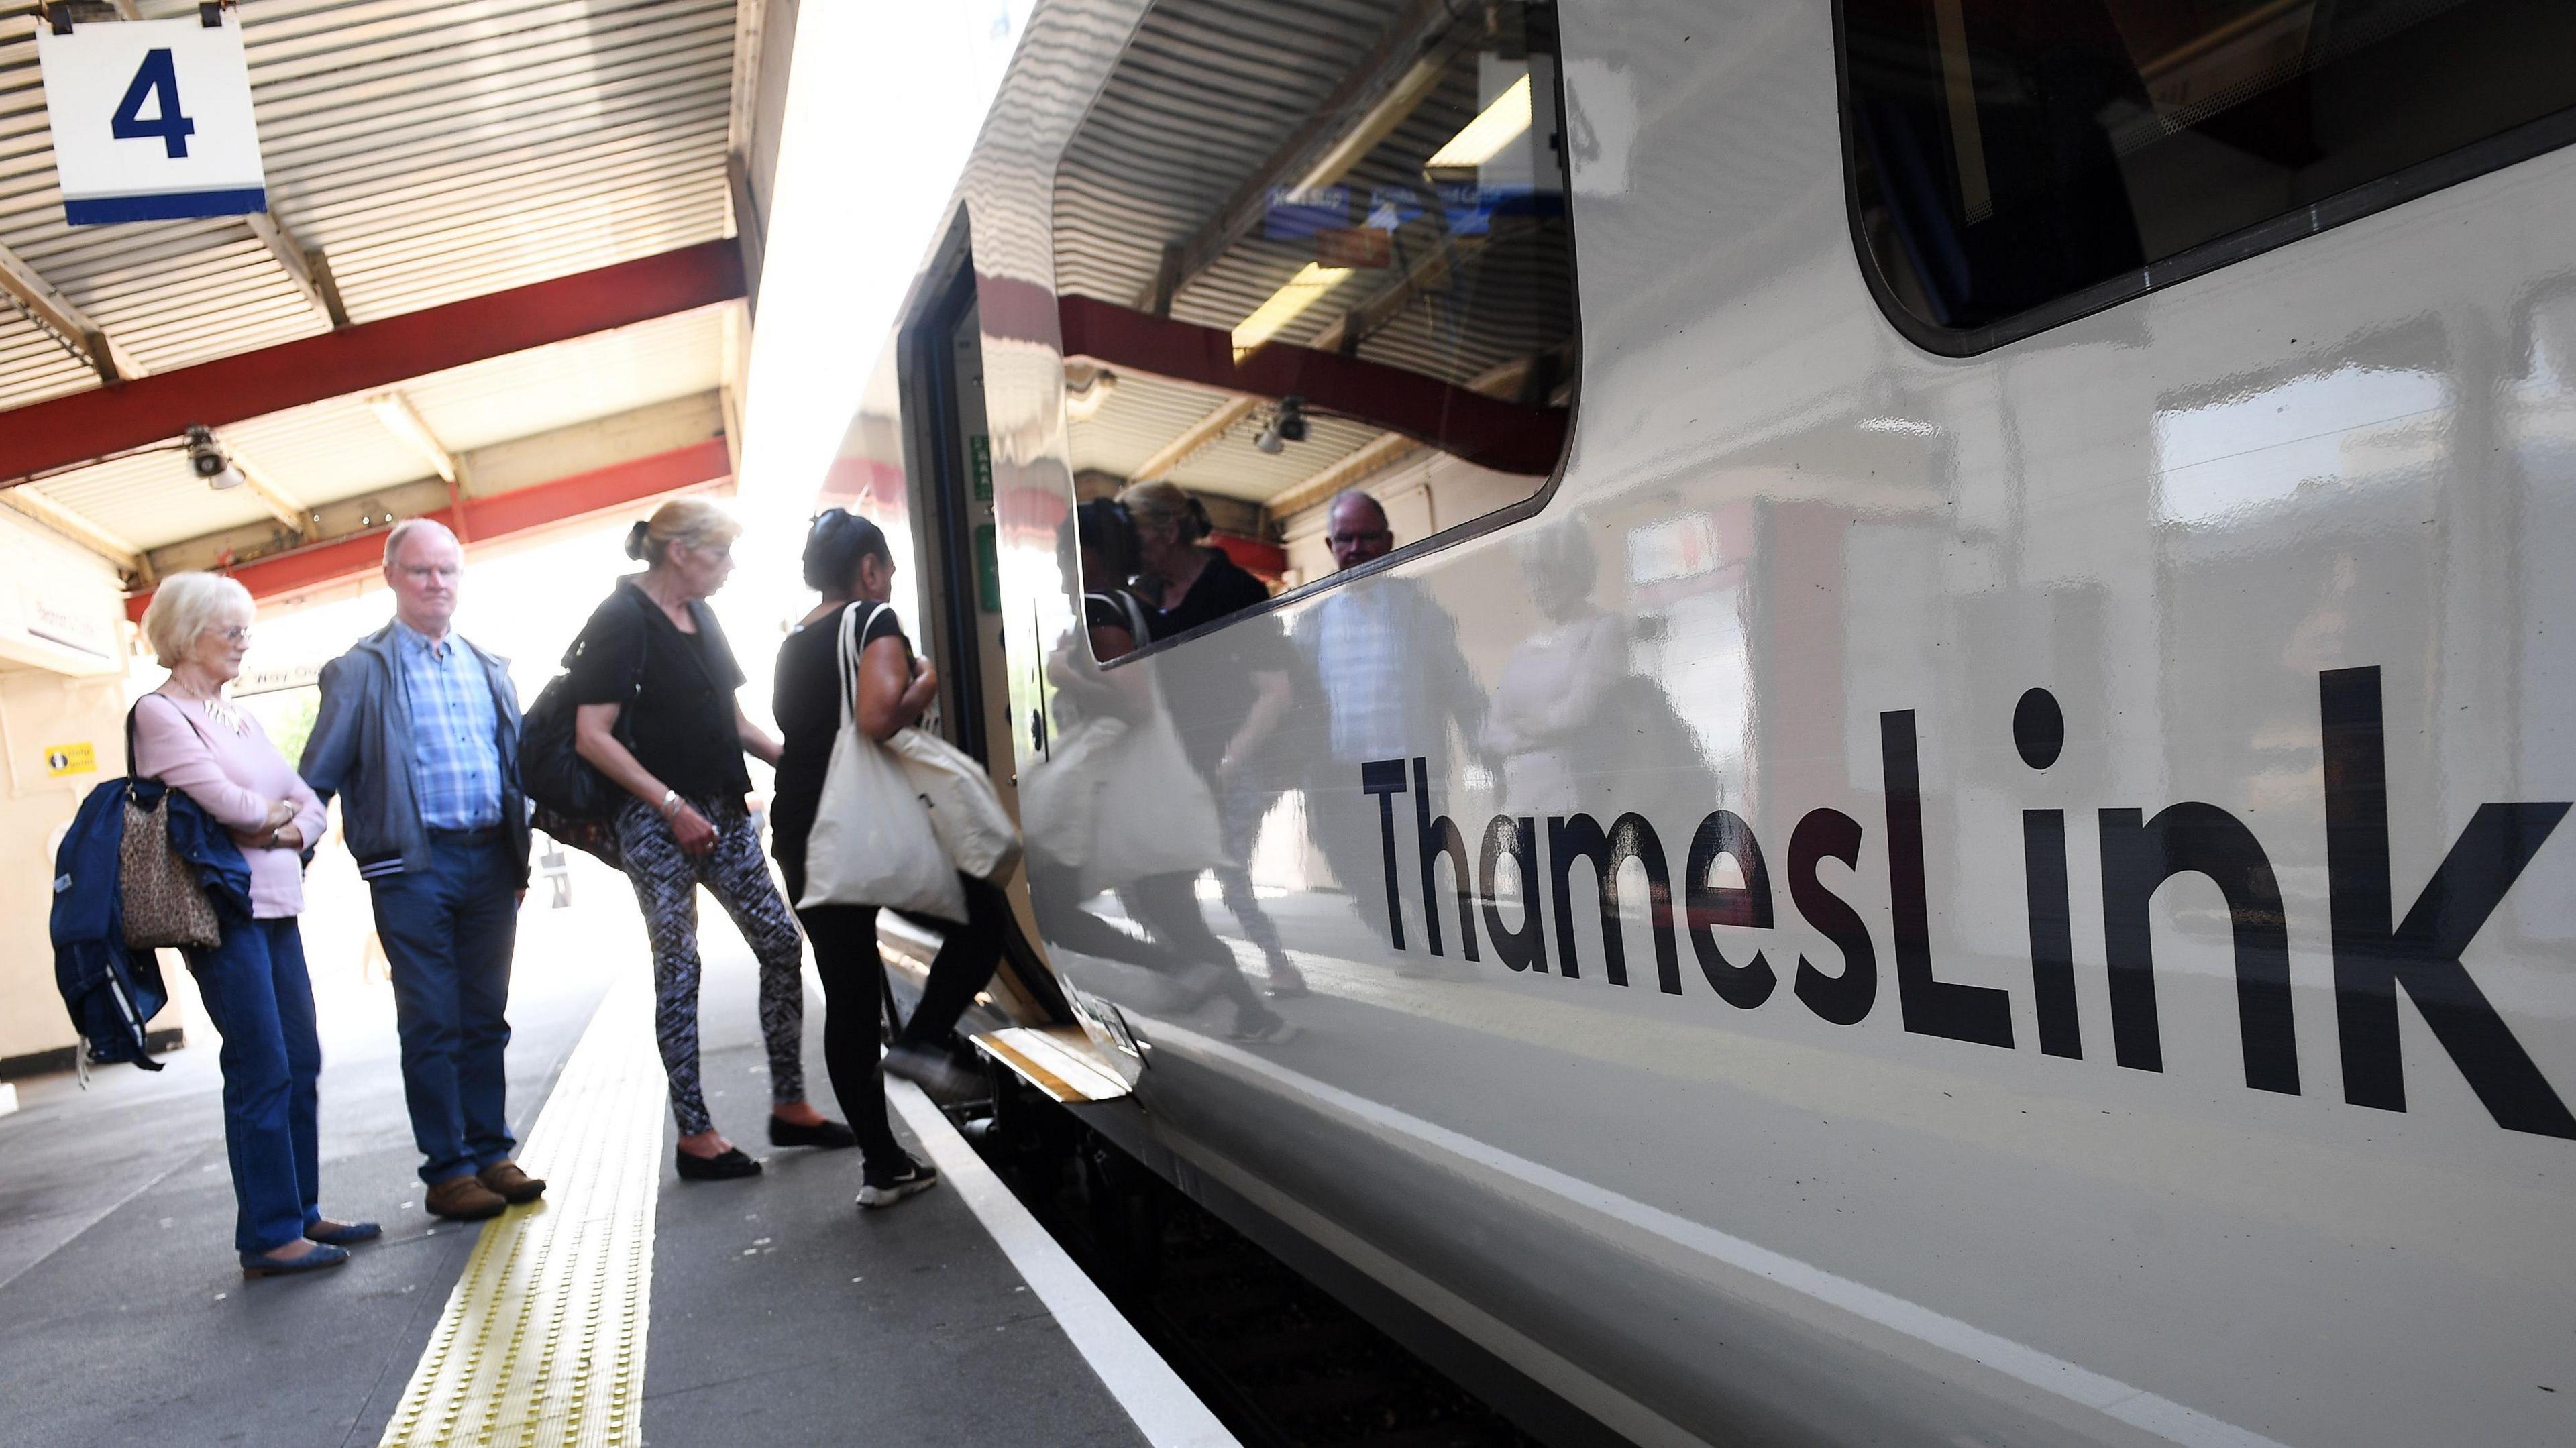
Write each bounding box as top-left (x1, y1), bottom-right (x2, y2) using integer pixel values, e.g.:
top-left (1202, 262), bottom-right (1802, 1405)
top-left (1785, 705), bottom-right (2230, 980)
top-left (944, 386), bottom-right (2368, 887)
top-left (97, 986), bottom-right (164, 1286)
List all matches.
top-left (902, 659), bottom-right (939, 717)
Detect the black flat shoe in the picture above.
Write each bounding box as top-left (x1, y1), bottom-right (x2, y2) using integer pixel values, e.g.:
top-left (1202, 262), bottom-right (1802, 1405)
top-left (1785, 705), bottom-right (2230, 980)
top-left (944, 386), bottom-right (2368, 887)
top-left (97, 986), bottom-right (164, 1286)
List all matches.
top-left (768, 1115), bottom-right (859, 1150)
top-left (674, 1146), bottom-right (762, 1182)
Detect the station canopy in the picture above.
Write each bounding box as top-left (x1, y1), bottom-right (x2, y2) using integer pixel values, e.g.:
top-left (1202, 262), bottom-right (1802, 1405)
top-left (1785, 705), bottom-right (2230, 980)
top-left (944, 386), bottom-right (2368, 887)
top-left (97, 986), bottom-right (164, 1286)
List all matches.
top-left (0, 0), bottom-right (782, 615)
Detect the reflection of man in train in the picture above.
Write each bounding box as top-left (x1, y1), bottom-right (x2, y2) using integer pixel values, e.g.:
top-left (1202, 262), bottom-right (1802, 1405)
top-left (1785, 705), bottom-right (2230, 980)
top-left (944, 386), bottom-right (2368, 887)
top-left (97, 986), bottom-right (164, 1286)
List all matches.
top-left (1295, 491), bottom-right (1489, 950)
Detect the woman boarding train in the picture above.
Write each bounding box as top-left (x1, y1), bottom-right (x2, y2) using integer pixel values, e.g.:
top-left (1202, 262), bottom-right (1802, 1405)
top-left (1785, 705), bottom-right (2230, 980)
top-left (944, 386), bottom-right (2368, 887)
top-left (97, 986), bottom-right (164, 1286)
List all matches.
top-left (565, 498), bottom-right (1006, 1206)
top-left (565, 500), bottom-right (857, 1182)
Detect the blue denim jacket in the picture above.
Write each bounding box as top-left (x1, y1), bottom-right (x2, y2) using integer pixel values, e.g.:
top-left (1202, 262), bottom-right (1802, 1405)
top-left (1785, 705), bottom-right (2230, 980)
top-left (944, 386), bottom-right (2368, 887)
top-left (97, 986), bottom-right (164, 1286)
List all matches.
top-left (51, 775), bottom-right (251, 1068)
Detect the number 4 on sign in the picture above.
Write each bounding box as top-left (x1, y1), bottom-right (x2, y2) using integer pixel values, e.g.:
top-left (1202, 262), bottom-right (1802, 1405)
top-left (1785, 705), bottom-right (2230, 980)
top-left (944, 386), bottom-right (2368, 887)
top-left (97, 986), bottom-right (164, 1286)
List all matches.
top-left (111, 49), bottom-right (195, 159)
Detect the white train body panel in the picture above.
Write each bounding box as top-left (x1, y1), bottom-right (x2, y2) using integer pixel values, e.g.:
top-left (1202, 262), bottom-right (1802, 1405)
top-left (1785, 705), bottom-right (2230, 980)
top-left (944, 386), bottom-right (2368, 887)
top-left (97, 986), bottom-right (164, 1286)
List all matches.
top-left (836, 2), bottom-right (2576, 1442)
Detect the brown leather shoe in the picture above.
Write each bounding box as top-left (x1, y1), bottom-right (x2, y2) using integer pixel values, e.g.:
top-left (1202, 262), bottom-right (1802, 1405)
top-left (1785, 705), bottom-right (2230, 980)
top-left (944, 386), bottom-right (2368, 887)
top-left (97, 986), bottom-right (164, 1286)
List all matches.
top-left (478, 1160), bottom-right (546, 1204)
top-left (425, 1174), bottom-right (508, 1221)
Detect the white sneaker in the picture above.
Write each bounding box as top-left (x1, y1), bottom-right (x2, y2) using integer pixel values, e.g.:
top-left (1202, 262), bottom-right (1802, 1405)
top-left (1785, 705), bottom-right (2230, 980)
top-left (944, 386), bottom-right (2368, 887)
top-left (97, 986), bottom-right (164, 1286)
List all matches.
top-left (883, 1044), bottom-right (982, 1100)
top-left (856, 1156), bottom-right (941, 1209)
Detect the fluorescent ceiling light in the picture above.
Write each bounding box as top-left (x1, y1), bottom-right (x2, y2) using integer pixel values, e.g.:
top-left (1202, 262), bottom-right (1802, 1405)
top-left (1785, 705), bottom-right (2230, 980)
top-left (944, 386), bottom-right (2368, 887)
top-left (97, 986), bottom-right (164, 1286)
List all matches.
top-left (1426, 72), bottom-right (1532, 170)
top-left (1232, 264), bottom-right (1352, 358)
top-left (1063, 368), bottom-right (1118, 422)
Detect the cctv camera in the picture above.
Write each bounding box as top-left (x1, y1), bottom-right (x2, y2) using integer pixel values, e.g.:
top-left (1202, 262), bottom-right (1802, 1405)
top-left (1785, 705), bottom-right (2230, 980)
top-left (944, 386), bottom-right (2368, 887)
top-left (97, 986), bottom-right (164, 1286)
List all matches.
top-left (1276, 394), bottom-right (1308, 444)
top-left (185, 425), bottom-right (242, 490)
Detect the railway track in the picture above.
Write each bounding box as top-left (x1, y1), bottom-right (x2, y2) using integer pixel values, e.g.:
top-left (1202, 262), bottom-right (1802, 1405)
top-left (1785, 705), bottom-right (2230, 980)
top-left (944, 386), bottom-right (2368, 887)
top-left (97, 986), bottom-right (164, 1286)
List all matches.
top-left (958, 1088), bottom-right (1542, 1448)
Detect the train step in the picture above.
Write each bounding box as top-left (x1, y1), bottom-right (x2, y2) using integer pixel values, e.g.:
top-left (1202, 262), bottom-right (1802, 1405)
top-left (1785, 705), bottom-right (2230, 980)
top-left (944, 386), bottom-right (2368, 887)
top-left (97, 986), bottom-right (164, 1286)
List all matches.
top-left (971, 1025), bottom-right (1133, 1103)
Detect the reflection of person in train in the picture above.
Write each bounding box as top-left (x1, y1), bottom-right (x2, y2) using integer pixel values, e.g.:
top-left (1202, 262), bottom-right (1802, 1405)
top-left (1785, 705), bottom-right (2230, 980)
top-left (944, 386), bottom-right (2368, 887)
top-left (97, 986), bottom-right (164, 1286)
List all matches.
top-left (1293, 491), bottom-right (1489, 946)
top-left (1485, 518), bottom-right (1627, 818)
top-left (1028, 499), bottom-right (1289, 1040)
top-left (1115, 480), bottom-right (1302, 997)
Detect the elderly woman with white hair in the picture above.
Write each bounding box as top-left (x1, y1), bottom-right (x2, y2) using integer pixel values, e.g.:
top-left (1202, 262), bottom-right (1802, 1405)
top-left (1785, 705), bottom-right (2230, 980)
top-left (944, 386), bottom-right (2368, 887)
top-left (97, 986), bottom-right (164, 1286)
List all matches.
top-left (133, 571), bottom-right (376, 1278)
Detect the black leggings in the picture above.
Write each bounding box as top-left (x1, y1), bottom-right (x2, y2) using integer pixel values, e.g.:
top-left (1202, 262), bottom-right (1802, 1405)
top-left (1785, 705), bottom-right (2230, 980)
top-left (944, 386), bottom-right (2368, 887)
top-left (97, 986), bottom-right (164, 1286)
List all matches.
top-left (780, 850), bottom-right (1006, 1150)
top-left (783, 891), bottom-right (903, 1165)
top-left (1027, 860), bottom-right (1270, 1029)
top-left (885, 876), bottom-right (1011, 1048)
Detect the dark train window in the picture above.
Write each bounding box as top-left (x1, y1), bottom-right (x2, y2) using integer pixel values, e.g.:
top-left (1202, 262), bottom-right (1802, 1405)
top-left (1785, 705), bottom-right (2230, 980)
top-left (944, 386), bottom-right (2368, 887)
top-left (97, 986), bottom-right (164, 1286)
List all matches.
top-left (1841, 0), bottom-right (2576, 351)
top-left (1051, 0), bottom-right (1578, 641)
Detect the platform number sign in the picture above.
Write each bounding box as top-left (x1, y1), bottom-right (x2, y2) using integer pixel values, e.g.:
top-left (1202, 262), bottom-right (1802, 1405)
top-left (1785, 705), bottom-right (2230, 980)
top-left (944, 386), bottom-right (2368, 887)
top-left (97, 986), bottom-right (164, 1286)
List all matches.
top-left (35, 11), bottom-right (268, 225)
top-left (113, 48), bottom-right (197, 158)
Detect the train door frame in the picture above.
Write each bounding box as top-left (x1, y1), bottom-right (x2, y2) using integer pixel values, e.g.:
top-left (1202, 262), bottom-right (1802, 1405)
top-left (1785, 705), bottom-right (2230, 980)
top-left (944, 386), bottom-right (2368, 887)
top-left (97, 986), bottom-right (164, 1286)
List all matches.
top-left (900, 226), bottom-right (994, 760)
top-left (894, 212), bottom-right (1073, 1027)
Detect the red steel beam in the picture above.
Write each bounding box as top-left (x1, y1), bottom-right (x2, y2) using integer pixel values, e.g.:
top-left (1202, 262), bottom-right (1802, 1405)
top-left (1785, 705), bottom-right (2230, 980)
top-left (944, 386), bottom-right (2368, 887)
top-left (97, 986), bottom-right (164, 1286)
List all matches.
top-left (5, 241), bottom-right (746, 486)
top-left (125, 438), bottom-right (733, 620)
top-left (1210, 531), bottom-right (1288, 581)
top-left (1054, 294), bottom-right (1567, 478)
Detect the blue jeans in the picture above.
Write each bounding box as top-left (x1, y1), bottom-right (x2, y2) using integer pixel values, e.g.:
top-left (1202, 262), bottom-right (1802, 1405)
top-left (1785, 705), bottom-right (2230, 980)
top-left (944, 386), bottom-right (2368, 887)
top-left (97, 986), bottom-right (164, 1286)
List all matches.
top-left (370, 832), bottom-right (521, 1185)
top-left (184, 916), bottom-right (321, 1254)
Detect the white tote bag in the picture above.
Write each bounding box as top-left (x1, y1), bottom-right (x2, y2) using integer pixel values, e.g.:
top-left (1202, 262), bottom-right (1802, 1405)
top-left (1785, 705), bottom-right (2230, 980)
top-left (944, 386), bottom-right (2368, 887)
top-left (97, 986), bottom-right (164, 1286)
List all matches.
top-left (885, 724), bottom-right (1022, 882)
top-left (1022, 592), bottom-right (1227, 895)
top-left (1021, 711), bottom-right (1126, 870)
top-left (796, 602), bottom-right (967, 922)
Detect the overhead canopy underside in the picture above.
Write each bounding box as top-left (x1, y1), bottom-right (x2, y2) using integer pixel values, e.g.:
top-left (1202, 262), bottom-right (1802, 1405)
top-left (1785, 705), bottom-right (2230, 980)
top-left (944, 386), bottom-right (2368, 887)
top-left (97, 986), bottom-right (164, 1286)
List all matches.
top-left (0, 0), bottom-right (786, 606)
top-left (1048, 0), bottom-right (1578, 519)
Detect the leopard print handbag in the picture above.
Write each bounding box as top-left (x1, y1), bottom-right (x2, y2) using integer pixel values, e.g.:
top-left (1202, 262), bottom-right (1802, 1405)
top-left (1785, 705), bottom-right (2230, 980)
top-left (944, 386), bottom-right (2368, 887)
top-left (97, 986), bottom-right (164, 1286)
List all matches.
top-left (121, 783), bottom-right (222, 950)
top-left (119, 701), bottom-right (223, 952)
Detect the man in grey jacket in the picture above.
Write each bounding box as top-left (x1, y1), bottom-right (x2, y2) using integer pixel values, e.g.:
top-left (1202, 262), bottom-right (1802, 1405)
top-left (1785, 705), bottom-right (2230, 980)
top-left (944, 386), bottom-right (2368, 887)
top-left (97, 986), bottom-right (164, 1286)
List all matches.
top-left (302, 520), bottom-right (541, 1223)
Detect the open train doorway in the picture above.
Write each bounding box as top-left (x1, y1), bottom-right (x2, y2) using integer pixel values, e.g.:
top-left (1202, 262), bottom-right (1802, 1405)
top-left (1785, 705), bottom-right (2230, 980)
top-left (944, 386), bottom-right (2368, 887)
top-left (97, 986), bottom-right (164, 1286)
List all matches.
top-left (895, 227), bottom-right (1071, 1029)
top-left (904, 256), bottom-right (1011, 772)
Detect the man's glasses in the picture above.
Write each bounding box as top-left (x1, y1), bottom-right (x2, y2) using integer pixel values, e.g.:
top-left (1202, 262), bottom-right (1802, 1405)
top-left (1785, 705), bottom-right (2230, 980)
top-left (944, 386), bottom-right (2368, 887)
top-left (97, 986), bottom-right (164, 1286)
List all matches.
top-left (398, 564), bottom-right (461, 583)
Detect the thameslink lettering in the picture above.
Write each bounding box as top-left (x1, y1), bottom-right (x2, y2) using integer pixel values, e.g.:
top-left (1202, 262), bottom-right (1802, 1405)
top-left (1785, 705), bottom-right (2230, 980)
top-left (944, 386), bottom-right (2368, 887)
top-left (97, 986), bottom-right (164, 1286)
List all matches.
top-left (1364, 666), bottom-right (2575, 1141)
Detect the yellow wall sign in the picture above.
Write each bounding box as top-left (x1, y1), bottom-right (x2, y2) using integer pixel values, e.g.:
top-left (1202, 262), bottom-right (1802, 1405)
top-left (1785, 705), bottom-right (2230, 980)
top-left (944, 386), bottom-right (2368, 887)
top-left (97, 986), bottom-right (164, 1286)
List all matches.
top-left (44, 742), bottom-right (96, 777)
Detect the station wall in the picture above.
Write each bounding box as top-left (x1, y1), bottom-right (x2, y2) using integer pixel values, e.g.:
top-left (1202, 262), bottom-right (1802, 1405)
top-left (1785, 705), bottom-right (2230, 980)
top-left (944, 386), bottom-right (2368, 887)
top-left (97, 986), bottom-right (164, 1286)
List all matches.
top-left (0, 508), bottom-right (137, 1068)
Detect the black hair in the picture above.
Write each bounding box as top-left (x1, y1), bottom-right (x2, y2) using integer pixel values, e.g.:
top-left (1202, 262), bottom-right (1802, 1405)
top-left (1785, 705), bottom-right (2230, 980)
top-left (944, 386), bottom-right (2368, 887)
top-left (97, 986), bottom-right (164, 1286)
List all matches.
top-left (623, 518), bottom-right (650, 561)
top-left (802, 508), bottom-right (892, 593)
top-left (1071, 498), bottom-right (1141, 586)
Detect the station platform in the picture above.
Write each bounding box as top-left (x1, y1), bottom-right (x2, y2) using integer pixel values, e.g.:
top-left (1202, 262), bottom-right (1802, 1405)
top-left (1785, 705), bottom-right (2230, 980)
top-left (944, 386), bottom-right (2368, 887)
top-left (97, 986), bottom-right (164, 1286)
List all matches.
top-left (0, 876), bottom-right (1228, 1448)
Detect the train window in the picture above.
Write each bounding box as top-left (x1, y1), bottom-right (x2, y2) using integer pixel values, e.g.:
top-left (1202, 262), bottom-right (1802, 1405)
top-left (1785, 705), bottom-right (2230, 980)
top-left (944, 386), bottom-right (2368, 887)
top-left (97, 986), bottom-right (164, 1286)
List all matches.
top-left (1051, 0), bottom-right (1578, 643)
top-left (1841, 0), bottom-right (2576, 351)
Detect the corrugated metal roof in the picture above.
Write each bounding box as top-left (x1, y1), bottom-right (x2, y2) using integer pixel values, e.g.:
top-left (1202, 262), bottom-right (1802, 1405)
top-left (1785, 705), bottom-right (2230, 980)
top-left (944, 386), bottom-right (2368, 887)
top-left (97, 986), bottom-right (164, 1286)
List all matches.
top-left (0, 0), bottom-right (742, 556)
top-left (1049, 0), bottom-right (1576, 506)
top-left (1068, 369), bottom-right (1381, 502)
top-left (23, 306), bottom-right (722, 548)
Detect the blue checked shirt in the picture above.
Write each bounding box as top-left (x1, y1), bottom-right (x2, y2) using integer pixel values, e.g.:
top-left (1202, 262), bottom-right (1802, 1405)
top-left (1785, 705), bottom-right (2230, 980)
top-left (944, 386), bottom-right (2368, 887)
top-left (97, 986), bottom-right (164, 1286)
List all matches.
top-left (395, 622), bottom-right (505, 831)
top-left (1294, 578), bottom-right (1485, 763)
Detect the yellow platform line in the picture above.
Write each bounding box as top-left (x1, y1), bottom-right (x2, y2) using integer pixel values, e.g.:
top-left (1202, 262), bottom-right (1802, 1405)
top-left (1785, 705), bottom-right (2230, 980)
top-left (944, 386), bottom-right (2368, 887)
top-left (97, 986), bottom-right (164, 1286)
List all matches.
top-left (380, 982), bottom-right (664, 1448)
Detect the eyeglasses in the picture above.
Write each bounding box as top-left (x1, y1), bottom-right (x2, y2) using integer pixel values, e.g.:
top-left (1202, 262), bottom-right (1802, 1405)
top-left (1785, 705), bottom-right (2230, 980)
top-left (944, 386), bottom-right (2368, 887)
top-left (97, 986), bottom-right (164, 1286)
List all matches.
top-left (212, 625), bottom-right (252, 645)
top-left (396, 563), bottom-right (460, 583)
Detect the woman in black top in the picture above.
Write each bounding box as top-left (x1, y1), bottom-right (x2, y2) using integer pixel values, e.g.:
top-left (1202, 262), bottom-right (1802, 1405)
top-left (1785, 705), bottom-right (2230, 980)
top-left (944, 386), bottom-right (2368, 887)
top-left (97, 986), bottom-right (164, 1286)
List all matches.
top-left (773, 511), bottom-right (1006, 1204)
top-left (568, 498), bottom-right (850, 1183)
top-left (1116, 478), bottom-right (1272, 633)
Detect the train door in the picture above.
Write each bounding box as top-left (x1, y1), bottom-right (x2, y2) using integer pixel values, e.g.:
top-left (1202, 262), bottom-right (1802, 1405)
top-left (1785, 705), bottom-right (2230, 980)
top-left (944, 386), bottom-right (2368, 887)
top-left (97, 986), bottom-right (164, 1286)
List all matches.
top-left (898, 235), bottom-right (1069, 1027)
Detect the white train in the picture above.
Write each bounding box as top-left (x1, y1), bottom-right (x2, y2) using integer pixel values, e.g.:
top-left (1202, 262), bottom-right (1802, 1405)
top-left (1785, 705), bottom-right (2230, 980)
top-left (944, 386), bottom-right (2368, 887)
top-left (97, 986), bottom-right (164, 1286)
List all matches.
top-left (822, 2), bottom-right (2576, 1443)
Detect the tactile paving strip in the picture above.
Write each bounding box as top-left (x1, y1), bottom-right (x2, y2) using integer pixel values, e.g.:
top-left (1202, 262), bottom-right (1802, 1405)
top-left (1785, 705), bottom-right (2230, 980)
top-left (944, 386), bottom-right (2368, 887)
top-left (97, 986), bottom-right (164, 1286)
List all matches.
top-left (380, 983), bottom-right (663, 1447)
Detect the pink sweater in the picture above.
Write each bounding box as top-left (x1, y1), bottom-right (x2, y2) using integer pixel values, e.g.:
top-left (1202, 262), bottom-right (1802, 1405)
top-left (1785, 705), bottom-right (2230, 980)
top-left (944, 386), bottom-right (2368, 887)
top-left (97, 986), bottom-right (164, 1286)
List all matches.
top-left (129, 692), bottom-right (327, 920)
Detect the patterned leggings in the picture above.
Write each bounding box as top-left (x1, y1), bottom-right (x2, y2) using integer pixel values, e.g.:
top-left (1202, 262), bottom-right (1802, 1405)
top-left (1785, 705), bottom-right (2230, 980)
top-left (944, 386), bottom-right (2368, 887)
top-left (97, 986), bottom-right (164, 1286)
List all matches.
top-left (614, 797), bottom-right (806, 1135)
